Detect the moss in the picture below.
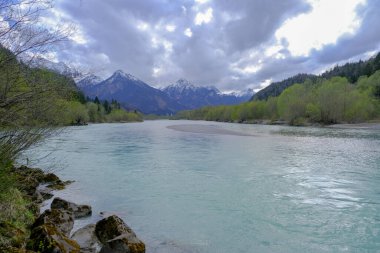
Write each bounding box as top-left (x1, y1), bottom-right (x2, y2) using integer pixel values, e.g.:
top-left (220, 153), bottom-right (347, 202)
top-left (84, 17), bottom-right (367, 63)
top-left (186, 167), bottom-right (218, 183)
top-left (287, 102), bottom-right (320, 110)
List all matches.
top-left (0, 188), bottom-right (34, 249)
top-left (27, 224), bottom-right (80, 253)
top-left (43, 173), bottom-right (59, 183)
top-left (46, 180), bottom-right (74, 190)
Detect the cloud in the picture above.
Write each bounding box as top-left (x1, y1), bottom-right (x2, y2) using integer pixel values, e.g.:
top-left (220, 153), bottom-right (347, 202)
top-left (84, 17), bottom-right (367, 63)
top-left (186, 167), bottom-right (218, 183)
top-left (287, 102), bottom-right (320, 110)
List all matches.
top-left (44, 0), bottom-right (380, 91)
top-left (184, 28), bottom-right (193, 37)
top-left (194, 7), bottom-right (213, 25)
top-left (276, 0), bottom-right (365, 57)
top-left (312, 0), bottom-right (380, 64)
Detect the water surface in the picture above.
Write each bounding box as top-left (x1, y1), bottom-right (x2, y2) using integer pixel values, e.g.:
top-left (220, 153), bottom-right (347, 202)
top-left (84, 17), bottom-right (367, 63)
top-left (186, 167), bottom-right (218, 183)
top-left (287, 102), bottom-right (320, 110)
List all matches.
top-left (26, 120), bottom-right (380, 253)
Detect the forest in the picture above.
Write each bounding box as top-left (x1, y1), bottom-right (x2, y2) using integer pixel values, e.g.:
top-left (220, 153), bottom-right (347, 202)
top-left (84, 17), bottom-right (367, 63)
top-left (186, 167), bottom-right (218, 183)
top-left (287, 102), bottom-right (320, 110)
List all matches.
top-left (176, 70), bottom-right (380, 125)
top-left (252, 52), bottom-right (380, 101)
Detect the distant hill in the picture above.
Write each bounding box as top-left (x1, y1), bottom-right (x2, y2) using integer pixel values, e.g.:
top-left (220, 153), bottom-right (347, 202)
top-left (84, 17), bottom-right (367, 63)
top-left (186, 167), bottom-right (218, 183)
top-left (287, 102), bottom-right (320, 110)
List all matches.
top-left (252, 52), bottom-right (380, 101)
top-left (162, 79), bottom-right (254, 110)
top-left (251, 74), bottom-right (318, 101)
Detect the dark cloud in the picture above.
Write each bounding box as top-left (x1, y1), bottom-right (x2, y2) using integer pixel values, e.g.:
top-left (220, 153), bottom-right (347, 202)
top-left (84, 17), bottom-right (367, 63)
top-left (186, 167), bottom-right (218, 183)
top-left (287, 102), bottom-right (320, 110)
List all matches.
top-left (216, 0), bottom-right (310, 52)
top-left (50, 0), bottom-right (380, 91)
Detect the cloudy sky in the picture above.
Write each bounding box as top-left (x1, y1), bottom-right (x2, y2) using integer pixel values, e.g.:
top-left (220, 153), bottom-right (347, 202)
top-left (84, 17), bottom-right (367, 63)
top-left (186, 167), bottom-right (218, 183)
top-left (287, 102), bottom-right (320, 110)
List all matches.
top-left (44, 0), bottom-right (380, 92)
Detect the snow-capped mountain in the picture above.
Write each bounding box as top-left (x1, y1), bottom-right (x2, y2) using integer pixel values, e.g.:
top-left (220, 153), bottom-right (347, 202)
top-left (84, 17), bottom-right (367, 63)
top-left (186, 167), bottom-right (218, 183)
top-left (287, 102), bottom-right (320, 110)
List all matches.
top-left (77, 71), bottom-right (255, 115)
top-left (79, 70), bottom-right (185, 115)
top-left (227, 88), bottom-right (255, 100)
top-left (162, 79), bottom-right (252, 109)
top-left (30, 57), bottom-right (81, 79)
top-left (76, 74), bottom-right (103, 88)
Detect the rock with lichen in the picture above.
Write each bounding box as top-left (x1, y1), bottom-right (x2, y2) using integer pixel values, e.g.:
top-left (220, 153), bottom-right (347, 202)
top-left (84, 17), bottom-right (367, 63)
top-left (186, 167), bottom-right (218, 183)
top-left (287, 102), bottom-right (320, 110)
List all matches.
top-left (27, 223), bottom-right (80, 253)
top-left (95, 215), bottom-right (145, 253)
top-left (51, 197), bottom-right (92, 219)
top-left (32, 209), bottom-right (74, 236)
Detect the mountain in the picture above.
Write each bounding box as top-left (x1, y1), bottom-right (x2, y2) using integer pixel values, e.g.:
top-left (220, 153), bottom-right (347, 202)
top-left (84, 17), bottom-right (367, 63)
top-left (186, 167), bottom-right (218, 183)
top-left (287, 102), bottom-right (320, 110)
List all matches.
top-left (251, 52), bottom-right (380, 101)
top-left (29, 57), bottom-right (82, 80)
top-left (77, 74), bottom-right (103, 88)
top-left (162, 79), bottom-right (254, 109)
top-left (77, 72), bottom-right (254, 115)
top-left (79, 70), bottom-right (185, 115)
top-left (228, 88), bottom-right (255, 102)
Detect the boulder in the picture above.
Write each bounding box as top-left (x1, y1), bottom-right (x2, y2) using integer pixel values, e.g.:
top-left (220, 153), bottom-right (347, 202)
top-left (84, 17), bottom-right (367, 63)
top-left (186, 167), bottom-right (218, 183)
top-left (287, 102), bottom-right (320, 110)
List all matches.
top-left (18, 176), bottom-right (40, 197)
top-left (32, 209), bottom-right (74, 236)
top-left (32, 189), bottom-right (45, 203)
top-left (40, 189), bottom-right (54, 200)
top-left (95, 215), bottom-right (145, 253)
top-left (32, 189), bottom-right (53, 203)
top-left (44, 172), bottom-right (60, 183)
top-left (71, 224), bottom-right (102, 253)
top-left (13, 166), bottom-right (46, 183)
top-left (47, 180), bottom-right (74, 190)
top-left (27, 224), bottom-right (80, 253)
top-left (51, 197), bottom-right (92, 218)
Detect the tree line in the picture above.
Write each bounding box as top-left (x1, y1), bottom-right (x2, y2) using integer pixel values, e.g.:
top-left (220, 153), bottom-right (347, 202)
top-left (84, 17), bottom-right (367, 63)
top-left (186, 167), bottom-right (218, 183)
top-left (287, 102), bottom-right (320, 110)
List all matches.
top-left (176, 71), bottom-right (380, 125)
top-left (252, 52), bottom-right (380, 101)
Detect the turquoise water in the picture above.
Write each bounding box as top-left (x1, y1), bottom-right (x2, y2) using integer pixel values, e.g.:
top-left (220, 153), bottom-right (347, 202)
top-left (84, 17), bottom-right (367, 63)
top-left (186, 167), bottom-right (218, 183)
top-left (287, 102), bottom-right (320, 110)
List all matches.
top-left (26, 120), bottom-right (380, 253)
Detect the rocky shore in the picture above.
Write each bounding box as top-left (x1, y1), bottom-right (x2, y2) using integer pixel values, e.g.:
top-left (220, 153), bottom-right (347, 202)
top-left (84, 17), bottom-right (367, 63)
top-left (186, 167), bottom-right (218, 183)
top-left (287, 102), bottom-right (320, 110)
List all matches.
top-left (1, 166), bottom-right (145, 253)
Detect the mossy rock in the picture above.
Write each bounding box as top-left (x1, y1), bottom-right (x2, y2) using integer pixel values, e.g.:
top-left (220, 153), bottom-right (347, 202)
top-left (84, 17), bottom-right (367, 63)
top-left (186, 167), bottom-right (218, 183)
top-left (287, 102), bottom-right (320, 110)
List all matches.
top-left (11, 166), bottom-right (50, 197)
top-left (27, 224), bottom-right (80, 253)
top-left (43, 173), bottom-right (60, 183)
top-left (51, 198), bottom-right (92, 219)
top-left (13, 166), bottom-right (46, 183)
top-left (46, 180), bottom-right (74, 191)
top-left (95, 215), bottom-right (145, 253)
top-left (32, 209), bottom-right (74, 236)
top-left (101, 235), bottom-right (146, 253)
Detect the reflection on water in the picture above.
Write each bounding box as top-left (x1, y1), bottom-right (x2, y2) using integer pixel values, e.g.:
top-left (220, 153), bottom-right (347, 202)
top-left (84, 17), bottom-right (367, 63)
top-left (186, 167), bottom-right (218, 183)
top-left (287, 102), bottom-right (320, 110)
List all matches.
top-left (26, 120), bottom-right (380, 253)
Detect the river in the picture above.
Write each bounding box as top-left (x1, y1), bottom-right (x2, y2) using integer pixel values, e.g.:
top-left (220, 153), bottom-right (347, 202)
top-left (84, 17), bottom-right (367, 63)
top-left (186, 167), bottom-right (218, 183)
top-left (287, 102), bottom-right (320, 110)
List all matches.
top-left (26, 120), bottom-right (380, 253)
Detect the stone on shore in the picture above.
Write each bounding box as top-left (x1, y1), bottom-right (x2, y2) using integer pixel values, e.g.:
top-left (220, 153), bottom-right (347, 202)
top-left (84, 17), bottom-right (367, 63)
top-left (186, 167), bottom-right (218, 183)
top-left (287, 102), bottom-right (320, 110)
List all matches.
top-left (71, 224), bottom-right (102, 253)
top-left (27, 208), bottom-right (79, 252)
top-left (51, 197), bottom-right (92, 218)
top-left (44, 172), bottom-right (60, 182)
top-left (95, 215), bottom-right (145, 253)
top-left (46, 179), bottom-right (74, 190)
top-left (32, 209), bottom-right (74, 236)
top-left (27, 224), bottom-right (80, 253)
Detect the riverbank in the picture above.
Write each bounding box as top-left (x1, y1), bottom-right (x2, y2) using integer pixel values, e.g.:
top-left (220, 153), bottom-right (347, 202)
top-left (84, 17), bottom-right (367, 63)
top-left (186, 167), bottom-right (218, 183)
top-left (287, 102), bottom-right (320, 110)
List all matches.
top-left (0, 165), bottom-right (145, 253)
top-left (327, 122), bottom-right (380, 129)
top-left (171, 117), bottom-right (380, 129)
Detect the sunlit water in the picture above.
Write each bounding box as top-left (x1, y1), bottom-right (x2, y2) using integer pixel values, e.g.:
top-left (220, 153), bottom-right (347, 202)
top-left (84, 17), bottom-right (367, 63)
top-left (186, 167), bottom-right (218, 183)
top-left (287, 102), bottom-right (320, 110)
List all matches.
top-left (25, 120), bottom-right (380, 253)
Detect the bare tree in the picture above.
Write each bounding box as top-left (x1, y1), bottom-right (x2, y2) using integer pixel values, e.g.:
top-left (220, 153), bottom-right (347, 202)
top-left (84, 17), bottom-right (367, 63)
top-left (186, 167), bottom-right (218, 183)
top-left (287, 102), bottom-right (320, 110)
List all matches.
top-left (0, 0), bottom-right (74, 164)
top-left (0, 0), bottom-right (71, 61)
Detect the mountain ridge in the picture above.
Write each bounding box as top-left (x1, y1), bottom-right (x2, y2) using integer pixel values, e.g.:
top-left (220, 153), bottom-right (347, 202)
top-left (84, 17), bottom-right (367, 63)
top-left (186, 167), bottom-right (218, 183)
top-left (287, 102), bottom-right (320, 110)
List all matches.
top-left (77, 73), bottom-right (254, 115)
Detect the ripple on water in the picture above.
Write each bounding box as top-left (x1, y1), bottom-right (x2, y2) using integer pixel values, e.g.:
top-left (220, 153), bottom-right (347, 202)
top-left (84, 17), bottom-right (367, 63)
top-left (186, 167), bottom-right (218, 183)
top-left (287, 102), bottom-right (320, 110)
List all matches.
top-left (25, 121), bottom-right (380, 253)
